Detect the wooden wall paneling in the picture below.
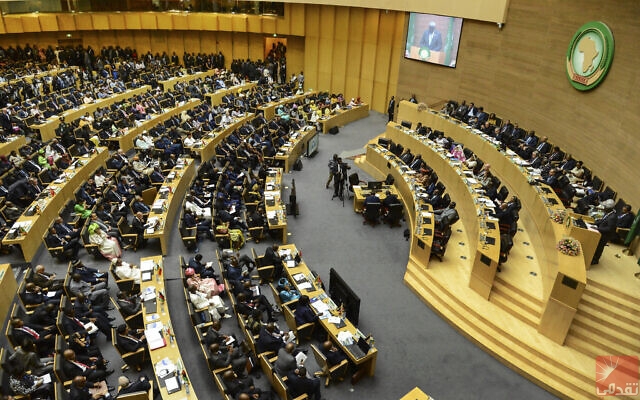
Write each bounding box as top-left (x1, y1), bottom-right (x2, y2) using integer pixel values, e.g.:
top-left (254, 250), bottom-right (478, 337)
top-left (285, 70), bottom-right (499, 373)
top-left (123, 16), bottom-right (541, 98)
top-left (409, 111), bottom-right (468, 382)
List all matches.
top-left (3, 16), bottom-right (24, 34)
top-left (218, 14), bottom-right (233, 32)
top-left (247, 15), bottom-right (263, 33)
top-left (148, 31), bottom-right (168, 56)
top-left (183, 31), bottom-right (201, 54)
top-left (56, 14), bottom-right (75, 33)
top-left (248, 33), bottom-right (264, 61)
top-left (108, 13), bottom-right (126, 30)
top-left (115, 30), bottom-right (136, 53)
top-left (19, 16), bottom-right (41, 33)
top-left (261, 16), bottom-right (277, 34)
top-left (155, 13), bottom-right (173, 30)
top-left (357, 9), bottom-right (380, 104)
top-left (38, 14), bottom-right (58, 32)
top-left (0, 15), bottom-right (6, 34)
top-left (275, 12), bottom-right (289, 36)
top-left (232, 15), bottom-right (247, 32)
top-left (140, 13), bottom-right (157, 30)
top-left (371, 10), bottom-right (396, 112)
top-left (344, 7), bottom-right (365, 102)
top-left (199, 31), bottom-right (215, 54)
top-left (172, 14), bottom-right (189, 31)
top-left (96, 31), bottom-right (117, 50)
top-left (289, 4), bottom-right (305, 36)
top-left (287, 36), bottom-right (305, 79)
top-left (200, 14), bottom-right (218, 32)
top-left (187, 14), bottom-right (203, 31)
top-left (231, 32), bottom-right (250, 61)
top-left (256, 0), bottom-right (509, 23)
top-left (167, 31), bottom-right (185, 58)
top-left (124, 13), bottom-right (142, 30)
top-left (316, 6), bottom-right (336, 92)
top-left (303, 4), bottom-right (321, 92)
top-left (386, 11), bottom-right (406, 104)
top-left (79, 31), bottom-right (99, 50)
top-left (91, 14), bottom-right (110, 30)
top-left (216, 31), bottom-right (233, 63)
top-left (74, 14), bottom-right (94, 31)
top-left (329, 7), bottom-right (349, 96)
top-left (132, 31), bottom-right (152, 55)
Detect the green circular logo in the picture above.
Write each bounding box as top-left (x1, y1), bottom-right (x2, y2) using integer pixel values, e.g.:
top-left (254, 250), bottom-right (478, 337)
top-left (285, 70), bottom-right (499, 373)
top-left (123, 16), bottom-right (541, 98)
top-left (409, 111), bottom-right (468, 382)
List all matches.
top-left (566, 21), bottom-right (614, 91)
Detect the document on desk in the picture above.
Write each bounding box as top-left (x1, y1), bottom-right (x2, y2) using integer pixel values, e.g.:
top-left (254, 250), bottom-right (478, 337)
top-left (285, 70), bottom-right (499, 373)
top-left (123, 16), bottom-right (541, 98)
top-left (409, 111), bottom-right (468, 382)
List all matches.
top-left (140, 260), bottom-right (155, 272)
top-left (311, 300), bottom-right (330, 314)
top-left (145, 328), bottom-right (166, 350)
top-left (298, 282), bottom-right (312, 291)
top-left (142, 287), bottom-right (156, 301)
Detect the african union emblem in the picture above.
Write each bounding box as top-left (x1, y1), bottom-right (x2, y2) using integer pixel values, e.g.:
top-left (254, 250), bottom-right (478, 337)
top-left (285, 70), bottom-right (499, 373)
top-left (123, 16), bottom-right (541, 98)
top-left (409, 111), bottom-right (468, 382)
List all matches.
top-left (566, 21), bottom-right (614, 91)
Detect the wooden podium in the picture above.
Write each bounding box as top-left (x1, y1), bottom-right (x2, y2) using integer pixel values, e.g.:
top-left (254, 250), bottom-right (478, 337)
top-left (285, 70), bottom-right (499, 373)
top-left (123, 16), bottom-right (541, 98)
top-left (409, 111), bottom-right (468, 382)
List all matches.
top-left (408, 46), bottom-right (445, 64)
top-left (538, 250), bottom-right (586, 345)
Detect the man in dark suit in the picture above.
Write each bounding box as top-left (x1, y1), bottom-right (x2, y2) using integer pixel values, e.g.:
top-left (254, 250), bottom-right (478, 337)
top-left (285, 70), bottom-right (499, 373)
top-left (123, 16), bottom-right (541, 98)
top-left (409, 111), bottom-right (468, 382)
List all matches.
top-left (22, 282), bottom-right (61, 305)
top-left (387, 96), bottom-right (395, 122)
top-left (116, 291), bottom-right (141, 317)
top-left (222, 370), bottom-right (254, 398)
top-left (208, 343), bottom-right (247, 376)
top-left (60, 308), bottom-right (91, 337)
top-left (28, 303), bottom-right (58, 327)
top-left (617, 205), bottom-right (634, 229)
top-left (321, 341), bottom-right (347, 367)
top-left (263, 244), bottom-right (284, 278)
top-left (256, 323), bottom-right (288, 354)
top-left (53, 216), bottom-right (80, 240)
top-left (286, 367), bottom-right (322, 400)
top-left (11, 317), bottom-right (56, 357)
top-left (62, 349), bottom-right (113, 383)
top-left (117, 375), bottom-right (151, 396)
top-left (591, 200), bottom-right (618, 265)
top-left (131, 196), bottom-right (150, 214)
top-left (69, 375), bottom-right (109, 400)
top-left (45, 227), bottom-right (83, 259)
top-left (535, 136), bottom-right (551, 154)
top-left (131, 212), bottom-right (147, 248)
top-left (419, 21), bottom-right (443, 51)
top-left (115, 324), bottom-right (146, 354)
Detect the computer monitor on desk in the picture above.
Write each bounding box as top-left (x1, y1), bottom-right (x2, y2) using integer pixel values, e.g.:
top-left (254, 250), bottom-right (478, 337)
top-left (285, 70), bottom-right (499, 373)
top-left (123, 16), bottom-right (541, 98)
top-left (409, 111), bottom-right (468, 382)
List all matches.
top-left (367, 181), bottom-right (383, 191)
top-left (329, 268), bottom-right (361, 326)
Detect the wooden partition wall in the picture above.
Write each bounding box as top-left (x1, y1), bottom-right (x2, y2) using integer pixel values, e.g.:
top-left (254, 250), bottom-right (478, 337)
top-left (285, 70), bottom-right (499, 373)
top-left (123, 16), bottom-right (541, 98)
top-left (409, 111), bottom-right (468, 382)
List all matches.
top-left (396, 0), bottom-right (640, 207)
top-left (303, 6), bottom-right (404, 113)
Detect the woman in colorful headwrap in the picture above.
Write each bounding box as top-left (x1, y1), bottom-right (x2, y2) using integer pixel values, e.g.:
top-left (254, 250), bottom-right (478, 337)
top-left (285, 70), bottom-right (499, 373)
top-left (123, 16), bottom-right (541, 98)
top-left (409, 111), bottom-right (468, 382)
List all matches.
top-left (88, 223), bottom-right (122, 260)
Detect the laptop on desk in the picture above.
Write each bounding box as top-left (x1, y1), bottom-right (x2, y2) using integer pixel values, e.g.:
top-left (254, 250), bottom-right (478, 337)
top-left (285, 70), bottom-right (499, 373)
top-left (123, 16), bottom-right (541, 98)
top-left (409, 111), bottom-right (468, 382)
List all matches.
top-left (346, 337), bottom-right (371, 360)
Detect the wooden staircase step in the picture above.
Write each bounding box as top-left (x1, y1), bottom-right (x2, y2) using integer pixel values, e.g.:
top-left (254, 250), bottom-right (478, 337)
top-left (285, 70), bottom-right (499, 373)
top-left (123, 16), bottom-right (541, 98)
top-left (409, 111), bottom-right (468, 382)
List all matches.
top-left (491, 279), bottom-right (543, 317)
top-left (586, 278), bottom-right (640, 305)
top-left (571, 319), bottom-right (640, 354)
top-left (403, 263), bottom-right (598, 399)
top-left (578, 297), bottom-right (639, 329)
top-left (582, 285), bottom-right (640, 319)
top-left (489, 287), bottom-right (540, 328)
top-left (573, 307), bottom-right (640, 343)
top-left (494, 276), bottom-right (544, 308)
top-left (568, 320), bottom-right (640, 355)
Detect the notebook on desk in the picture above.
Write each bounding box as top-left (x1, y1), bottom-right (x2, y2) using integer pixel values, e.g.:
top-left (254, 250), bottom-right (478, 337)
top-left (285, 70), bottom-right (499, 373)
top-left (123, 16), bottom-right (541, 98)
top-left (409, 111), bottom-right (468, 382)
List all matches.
top-left (485, 236), bottom-right (496, 246)
top-left (144, 299), bottom-right (157, 314)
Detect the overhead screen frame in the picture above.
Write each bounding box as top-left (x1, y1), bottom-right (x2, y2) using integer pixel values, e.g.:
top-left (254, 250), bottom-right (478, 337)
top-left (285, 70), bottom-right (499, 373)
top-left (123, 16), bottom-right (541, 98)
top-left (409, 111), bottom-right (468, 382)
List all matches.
top-left (404, 12), bottom-right (464, 68)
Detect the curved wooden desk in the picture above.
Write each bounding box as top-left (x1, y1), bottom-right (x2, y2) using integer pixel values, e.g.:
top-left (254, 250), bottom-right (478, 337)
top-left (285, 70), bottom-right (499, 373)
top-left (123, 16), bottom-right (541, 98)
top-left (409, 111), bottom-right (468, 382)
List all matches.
top-left (369, 126), bottom-right (501, 292)
top-left (318, 103), bottom-right (370, 134)
top-left (139, 255), bottom-right (196, 400)
top-left (257, 90), bottom-right (317, 120)
top-left (278, 243), bottom-right (378, 378)
top-left (192, 113), bottom-right (253, 162)
top-left (361, 144), bottom-right (434, 268)
top-left (31, 85), bottom-right (151, 141)
top-left (205, 81), bottom-right (257, 105)
top-left (159, 69), bottom-right (218, 92)
top-left (144, 158), bottom-right (196, 255)
top-left (0, 136), bottom-right (27, 158)
top-left (117, 98), bottom-right (202, 152)
top-left (274, 126), bottom-right (318, 173)
top-left (264, 168), bottom-right (288, 244)
top-left (2, 147), bottom-right (108, 262)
